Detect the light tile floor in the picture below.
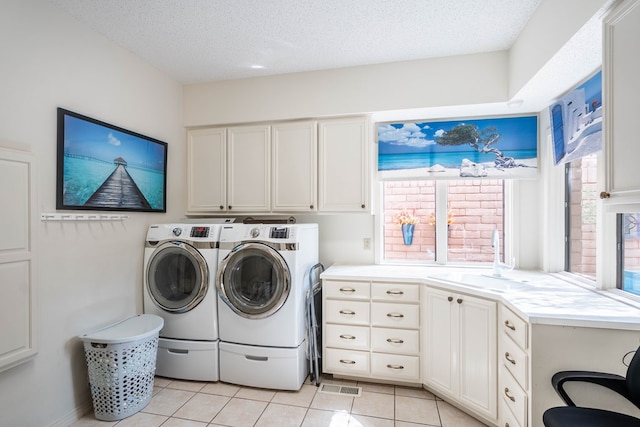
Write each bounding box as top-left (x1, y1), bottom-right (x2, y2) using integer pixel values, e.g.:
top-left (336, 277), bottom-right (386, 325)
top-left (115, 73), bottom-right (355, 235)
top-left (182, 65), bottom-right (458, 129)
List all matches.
top-left (71, 375), bottom-right (488, 427)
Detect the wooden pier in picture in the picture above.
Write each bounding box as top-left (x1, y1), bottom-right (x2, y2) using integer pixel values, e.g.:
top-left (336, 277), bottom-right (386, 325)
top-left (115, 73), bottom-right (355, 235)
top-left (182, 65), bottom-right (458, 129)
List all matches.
top-left (84, 157), bottom-right (151, 209)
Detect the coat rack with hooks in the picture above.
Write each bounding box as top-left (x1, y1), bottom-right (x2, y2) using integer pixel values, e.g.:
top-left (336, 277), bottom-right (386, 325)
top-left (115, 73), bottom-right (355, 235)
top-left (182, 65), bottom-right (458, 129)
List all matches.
top-left (40, 213), bottom-right (128, 221)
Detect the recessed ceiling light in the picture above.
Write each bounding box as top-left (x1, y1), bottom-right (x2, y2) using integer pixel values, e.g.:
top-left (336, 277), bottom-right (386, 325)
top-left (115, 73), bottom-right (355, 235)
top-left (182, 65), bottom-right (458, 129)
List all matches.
top-left (250, 65), bottom-right (265, 69)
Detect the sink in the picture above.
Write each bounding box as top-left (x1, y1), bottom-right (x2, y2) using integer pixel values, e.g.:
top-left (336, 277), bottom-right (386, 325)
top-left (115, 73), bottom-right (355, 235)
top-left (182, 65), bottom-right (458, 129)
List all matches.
top-left (429, 273), bottom-right (529, 292)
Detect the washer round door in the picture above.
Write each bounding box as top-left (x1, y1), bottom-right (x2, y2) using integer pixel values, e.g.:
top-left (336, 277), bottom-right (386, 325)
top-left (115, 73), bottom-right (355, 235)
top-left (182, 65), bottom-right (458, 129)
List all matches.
top-left (216, 242), bottom-right (291, 319)
top-left (146, 241), bottom-right (209, 313)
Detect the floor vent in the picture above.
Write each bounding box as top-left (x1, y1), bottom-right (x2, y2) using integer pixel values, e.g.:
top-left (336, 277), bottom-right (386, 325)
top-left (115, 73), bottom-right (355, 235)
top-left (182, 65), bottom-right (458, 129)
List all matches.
top-left (318, 383), bottom-right (362, 397)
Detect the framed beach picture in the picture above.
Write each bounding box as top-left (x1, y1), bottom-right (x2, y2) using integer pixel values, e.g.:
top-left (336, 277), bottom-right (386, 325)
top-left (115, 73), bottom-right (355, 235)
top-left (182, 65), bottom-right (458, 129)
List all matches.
top-left (377, 115), bottom-right (538, 180)
top-left (56, 108), bottom-right (168, 212)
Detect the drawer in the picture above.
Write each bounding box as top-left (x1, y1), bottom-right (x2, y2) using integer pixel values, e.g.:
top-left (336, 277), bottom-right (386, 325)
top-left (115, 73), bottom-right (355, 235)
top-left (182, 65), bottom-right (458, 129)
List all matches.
top-left (500, 305), bottom-right (528, 350)
top-left (501, 366), bottom-right (527, 427)
top-left (371, 282), bottom-right (419, 303)
top-left (500, 397), bottom-right (523, 427)
top-left (371, 302), bottom-right (419, 328)
top-left (324, 348), bottom-right (370, 375)
top-left (371, 327), bottom-right (419, 355)
top-left (371, 353), bottom-right (420, 381)
top-left (324, 280), bottom-right (370, 300)
top-left (500, 334), bottom-right (528, 389)
top-left (325, 324), bottom-right (370, 350)
top-left (325, 300), bottom-right (370, 325)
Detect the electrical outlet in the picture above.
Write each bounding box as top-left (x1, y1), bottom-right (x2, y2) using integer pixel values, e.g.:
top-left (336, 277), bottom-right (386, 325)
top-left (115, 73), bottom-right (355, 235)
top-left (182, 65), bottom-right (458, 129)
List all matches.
top-left (363, 238), bottom-right (371, 250)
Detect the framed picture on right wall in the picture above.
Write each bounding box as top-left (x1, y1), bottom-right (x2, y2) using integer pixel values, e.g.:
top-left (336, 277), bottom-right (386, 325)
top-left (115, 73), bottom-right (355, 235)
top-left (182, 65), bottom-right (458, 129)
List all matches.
top-left (549, 69), bottom-right (602, 165)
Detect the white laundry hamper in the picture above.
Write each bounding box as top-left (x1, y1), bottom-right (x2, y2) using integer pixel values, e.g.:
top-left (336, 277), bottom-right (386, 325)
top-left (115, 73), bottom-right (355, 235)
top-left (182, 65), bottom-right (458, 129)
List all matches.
top-left (80, 314), bottom-right (164, 421)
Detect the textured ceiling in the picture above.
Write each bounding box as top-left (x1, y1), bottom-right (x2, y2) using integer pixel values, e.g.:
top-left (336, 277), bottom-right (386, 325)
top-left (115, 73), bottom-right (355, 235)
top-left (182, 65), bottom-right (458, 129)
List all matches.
top-left (48, 0), bottom-right (542, 84)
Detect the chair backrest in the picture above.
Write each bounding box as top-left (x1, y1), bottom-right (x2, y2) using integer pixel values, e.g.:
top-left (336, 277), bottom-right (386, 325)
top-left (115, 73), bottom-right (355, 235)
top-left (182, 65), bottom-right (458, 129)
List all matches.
top-left (626, 347), bottom-right (640, 406)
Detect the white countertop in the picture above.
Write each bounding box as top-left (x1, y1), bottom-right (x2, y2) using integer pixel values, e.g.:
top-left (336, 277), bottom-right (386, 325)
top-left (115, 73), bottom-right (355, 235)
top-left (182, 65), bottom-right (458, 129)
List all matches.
top-left (320, 264), bottom-right (640, 330)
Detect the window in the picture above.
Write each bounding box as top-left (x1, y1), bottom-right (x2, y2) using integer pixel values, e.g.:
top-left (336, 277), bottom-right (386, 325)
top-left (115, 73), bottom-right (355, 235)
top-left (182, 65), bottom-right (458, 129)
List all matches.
top-left (619, 213), bottom-right (640, 295)
top-left (565, 154), bottom-right (598, 279)
top-left (382, 179), bottom-right (504, 264)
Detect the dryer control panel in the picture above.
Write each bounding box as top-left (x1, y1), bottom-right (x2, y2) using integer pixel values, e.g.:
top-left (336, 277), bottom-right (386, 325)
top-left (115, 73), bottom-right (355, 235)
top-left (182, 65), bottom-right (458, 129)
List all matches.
top-left (270, 227), bottom-right (290, 239)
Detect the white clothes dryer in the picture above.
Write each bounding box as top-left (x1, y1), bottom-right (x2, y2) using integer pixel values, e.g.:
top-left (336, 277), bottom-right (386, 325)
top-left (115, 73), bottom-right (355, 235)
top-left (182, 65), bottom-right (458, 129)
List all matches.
top-left (216, 223), bottom-right (319, 390)
top-left (143, 223), bottom-right (224, 381)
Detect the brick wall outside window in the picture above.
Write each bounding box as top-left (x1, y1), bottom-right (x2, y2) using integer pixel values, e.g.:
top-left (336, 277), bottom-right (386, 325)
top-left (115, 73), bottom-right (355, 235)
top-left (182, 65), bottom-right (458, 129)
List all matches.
top-left (383, 180), bottom-right (503, 263)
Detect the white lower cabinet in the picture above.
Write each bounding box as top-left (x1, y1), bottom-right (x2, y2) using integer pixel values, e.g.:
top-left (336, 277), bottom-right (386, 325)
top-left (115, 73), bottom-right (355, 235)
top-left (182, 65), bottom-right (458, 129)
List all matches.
top-left (499, 305), bottom-right (529, 427)
top-left (323, 280), bottom-right (420, 382)
top-left (423, 286), bottom-right (498, 423)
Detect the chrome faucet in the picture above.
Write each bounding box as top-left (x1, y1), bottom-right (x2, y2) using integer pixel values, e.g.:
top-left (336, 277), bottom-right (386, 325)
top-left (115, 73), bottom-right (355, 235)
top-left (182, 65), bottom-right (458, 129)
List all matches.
top-left (492, 228), bottom-right (502, 277)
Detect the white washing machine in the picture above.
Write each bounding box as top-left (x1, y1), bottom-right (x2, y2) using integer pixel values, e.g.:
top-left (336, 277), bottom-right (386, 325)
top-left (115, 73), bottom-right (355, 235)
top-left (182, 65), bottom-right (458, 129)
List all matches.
top-left (143, 222), bottom-right (227, 381)
top-left (216, 223), bottom-right (319, 390)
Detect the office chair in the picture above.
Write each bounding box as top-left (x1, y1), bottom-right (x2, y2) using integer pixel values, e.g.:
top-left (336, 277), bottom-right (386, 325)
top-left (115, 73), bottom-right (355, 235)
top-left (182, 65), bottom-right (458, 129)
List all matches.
top-left (543, 347), bottom-right (640, 427)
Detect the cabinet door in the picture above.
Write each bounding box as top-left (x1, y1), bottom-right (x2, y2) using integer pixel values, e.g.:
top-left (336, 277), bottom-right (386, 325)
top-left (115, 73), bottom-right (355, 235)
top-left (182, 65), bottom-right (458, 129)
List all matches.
top-left (423, 287), bottom-right (456, 395)
top-left (227, 125), bottom-right (270, 212)
top-left (604, 0), bottom-right (640, 200)
top-left (318, 117), bottom-right (370, 212)
top-left (186, 128), bottom-right (226, 213)
top-left (457, 294), bottom-right (497, 419)
top-left (272, 121), bottom-right (317, 212)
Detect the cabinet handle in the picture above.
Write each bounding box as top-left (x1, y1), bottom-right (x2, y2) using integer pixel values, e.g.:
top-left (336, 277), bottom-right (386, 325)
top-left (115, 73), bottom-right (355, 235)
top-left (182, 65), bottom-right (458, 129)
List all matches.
top-left (340, 334), bottom-right (356, 340)
top-left (310, 205), bottom-right (314, 209)
top-left (339, 287), bottom-right (356, 293)
top-left (386, 338), bottom-right (404, 344)
top-left (361, 203), bottom-right (366, 209)
top-left (340, 359), bottom-right (356, 365)
top-left (504, 352), bottom-right (516, 365)
top-left (504, 387), bottom-right (516, 402)
top-left (339, 310), bottom-right (356, 316)
top-left (386, 364), bottom-right (404, 370)
top-left (600, 191), bottom-right (611, 199)
top-left (219, 205), bottom-right (224, 210)
top-left (447, 296), bottom-right (453, 302)
top-left (505, 424), bottom-right (510, 427)
top-left (386, 290), bottom-right (404, 295)
top-left (386, 313), bottom-right (404, 318)
top-left (504, 320), bottom-right (516, 331)
top-left (457, 298), bottom-right (463, 304)
top-left (228, 205), bottom-right (232, 210)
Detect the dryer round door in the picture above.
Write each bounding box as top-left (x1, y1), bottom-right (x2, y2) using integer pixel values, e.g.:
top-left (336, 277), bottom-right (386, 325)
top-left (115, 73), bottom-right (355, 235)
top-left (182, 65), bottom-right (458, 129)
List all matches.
top-left (216, 242), bottom-right (291, 319)
top-left (146, 241), bottom-right (209, 313)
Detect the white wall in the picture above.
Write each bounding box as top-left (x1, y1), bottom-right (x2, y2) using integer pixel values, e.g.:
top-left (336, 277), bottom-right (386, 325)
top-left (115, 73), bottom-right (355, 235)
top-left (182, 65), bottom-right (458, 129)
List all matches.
top-left (0, 1), bottom-right (183, 425)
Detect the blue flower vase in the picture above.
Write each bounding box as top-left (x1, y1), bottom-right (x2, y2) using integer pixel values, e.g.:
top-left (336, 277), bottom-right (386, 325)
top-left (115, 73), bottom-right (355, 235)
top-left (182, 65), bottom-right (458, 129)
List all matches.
top-left (402, 224), bottom-right (415, 245)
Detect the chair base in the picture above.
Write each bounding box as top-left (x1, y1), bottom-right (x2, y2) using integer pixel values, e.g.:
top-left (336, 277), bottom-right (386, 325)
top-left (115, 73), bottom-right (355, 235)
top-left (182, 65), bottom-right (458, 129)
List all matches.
top-left (543, 406), bottom-right (640, 427)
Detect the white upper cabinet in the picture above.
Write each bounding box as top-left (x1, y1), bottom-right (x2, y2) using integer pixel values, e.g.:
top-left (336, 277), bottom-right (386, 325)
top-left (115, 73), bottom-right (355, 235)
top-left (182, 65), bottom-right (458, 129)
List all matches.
top-left (271, 121), bottom-right (317, 212)
top-left (186, 128), bottom-right (227, 213)
top-left (186, 116), bottom-right (371, 215)
top-left (227, 125), bottom-right (271, 212)
top-left (318, 117), bottom-right (370, 212)
top-left (603, 0), bottom-right (640, 203)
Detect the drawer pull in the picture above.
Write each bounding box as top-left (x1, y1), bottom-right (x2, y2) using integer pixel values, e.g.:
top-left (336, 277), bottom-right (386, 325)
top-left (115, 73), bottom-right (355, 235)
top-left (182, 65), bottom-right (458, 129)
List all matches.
top-left (504, 352), bottom-right (516, 365)
top-left (387, 313), bottom-right (404, 318)
top-left (504, 320), bottom-right (516, 331)
top-left (386, 338), bottom-right (404, 344)
top-left (339, 310), bottom-right (356, 316)
top-left (339, 359), bottom-right (356, 365)
top-left (447, 296), bottom-right (453, 302)
top-left (386, 364), bottom-right (404, 370)
top-left (339, 287), bottom-right (356, 293)
top-left (339, 334), bottom-right (356, 340)
top-left (386, 290), bottom-right (404, 295)
top-left (504, 387), bottom-right (516, 402)
top-left (457, 298), bottom-right (463, 304)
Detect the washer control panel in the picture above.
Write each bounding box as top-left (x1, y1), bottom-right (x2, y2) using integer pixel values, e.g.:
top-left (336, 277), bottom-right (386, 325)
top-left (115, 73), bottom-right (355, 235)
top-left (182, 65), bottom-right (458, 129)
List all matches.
top-left (190, 226), bottom-right (210, 238)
